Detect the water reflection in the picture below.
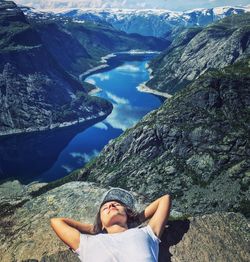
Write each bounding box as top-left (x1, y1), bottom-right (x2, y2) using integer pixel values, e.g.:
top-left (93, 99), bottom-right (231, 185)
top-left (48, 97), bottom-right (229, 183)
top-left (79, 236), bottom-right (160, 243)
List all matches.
top-left (0, 117), bottom-right (106, 184)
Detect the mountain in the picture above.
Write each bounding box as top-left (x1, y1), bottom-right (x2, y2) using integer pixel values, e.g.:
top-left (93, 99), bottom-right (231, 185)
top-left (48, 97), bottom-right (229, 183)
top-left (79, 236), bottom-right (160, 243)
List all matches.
top-left (0, 1), bottom-right (114, 137)
top-left (46, 6), bottom-right (250, 37)
top-left (58, 59), bottom-right (250, 219)
top-left (146, 13), bottom-right (250, 94)
top-left (26, 9), bottom-right (169, 78)
top-left (0, 1), bottom-right (169, 137)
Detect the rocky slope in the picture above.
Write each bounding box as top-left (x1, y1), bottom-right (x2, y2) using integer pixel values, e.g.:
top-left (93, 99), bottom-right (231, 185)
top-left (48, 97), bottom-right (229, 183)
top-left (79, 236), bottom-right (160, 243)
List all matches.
top-left (0, 180), bottom-right (249, 261)
top-left (0, 1), bottom-right (113, 137)
top-left (0, 62), bottom-right (112, 136)
top-left (65, 60), bottom-right (250, 219)
top-left (146, 13), bottom-right (250, 94)
top-left (49, 6), bottom-right (250, 37)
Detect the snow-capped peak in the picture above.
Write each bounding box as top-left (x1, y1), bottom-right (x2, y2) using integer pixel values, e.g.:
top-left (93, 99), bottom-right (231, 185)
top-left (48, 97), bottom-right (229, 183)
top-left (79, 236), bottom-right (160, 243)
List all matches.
top-left (21, 5), bottom-right (250, 38)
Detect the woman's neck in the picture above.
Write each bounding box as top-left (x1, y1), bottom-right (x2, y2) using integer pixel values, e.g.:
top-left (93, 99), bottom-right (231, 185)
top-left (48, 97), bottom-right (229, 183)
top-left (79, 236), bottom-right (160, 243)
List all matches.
top-left (106, 224), bottom-right (128, 234)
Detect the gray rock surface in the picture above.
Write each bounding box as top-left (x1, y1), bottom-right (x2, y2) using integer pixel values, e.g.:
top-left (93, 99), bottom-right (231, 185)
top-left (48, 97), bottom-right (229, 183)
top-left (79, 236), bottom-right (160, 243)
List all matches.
top-left (0, 180), bottom-right (47, 203)
top-left (168, 212), bottom-right (250, 262)
top-left (0, 181), bottom-right (249, 261)
top-left (0, 180), bottom-right (145, 261)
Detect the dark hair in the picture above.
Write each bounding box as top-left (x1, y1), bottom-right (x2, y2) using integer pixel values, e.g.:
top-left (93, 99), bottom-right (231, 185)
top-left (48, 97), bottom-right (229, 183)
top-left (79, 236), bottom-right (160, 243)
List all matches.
top-left (93, 202), bottom-right (140, 234)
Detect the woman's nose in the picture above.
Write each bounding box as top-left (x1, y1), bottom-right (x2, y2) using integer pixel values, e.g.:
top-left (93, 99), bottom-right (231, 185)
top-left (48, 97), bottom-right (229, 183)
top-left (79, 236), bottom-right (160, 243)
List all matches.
top-left (108, 203), bottom-right (116, 208)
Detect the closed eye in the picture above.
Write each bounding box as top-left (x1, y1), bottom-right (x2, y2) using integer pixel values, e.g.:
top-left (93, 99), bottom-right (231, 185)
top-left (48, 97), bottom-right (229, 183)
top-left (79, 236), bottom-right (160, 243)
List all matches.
top-left (101, 202), bottom-right (122, 211)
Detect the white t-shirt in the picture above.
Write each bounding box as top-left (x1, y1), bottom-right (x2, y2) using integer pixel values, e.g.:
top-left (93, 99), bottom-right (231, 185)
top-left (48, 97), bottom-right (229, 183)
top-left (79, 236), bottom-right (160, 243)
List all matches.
top-left (73, 225), bottom-right (161, 262)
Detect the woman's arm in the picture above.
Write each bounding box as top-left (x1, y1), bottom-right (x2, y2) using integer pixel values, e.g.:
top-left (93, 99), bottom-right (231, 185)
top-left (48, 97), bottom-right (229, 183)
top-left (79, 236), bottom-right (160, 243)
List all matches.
top-left (50, 218), bottom-right (94, 250)
top-left (138, 194), bottom-right (172, 238)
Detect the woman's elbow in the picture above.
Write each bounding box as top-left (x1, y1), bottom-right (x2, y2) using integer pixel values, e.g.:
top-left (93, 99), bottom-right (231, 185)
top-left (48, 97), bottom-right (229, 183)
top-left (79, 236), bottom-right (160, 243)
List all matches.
top-left (162, 194), bottom-right (172, 201)
top-left (50, 218), bottom-right (57, 227)
top-left (163, 194), bottom-right (172, 205)
top-left (50, 217), bottom-right (62, 228)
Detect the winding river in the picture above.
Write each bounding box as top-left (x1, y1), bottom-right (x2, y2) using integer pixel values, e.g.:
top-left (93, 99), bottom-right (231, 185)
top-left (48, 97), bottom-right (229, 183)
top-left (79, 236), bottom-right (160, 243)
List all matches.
top-left (0, 52), bottom-right (164, 184)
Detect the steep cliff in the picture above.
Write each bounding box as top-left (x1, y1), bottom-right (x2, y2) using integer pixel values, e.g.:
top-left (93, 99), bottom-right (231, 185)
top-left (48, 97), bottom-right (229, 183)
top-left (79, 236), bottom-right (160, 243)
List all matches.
top-left (146, 13), bottom-right (250, 94)
top-left (0, 1), bottom-right (114, 136)
top-left (70, 60), bottom-right (250, 218)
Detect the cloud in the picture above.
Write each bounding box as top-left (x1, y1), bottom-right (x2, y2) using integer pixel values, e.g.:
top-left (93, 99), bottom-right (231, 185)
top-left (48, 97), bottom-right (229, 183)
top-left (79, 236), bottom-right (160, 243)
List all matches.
top-left (94, 73), bottom-right (110, 81)
top-left (15, 0), bottom-right (168, 9)
top-left (70, 149), bottom-right (99, 163)
top-left (104, 102), bottom-right (144, 131)
top-left (61, 165), bottom-right (74, 173)
top-left (93, 122), bottom-right (109, 130)
top-left (15, 0), bottom-right (250, 11)
top-left (106, 91), bottom-right (130, 105)
top-left (115, 64), bottom-right (140, 73)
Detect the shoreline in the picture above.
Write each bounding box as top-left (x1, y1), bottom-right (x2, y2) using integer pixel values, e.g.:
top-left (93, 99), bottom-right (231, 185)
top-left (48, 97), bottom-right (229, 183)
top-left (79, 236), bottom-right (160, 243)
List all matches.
top-left (0, 111), bottom-right (108, 138)
top-left (138, 62), bottom-right (172, 99)
top-left (80, 49), bottom-right (160, 80)
top-left (88, 86), bottom-right (102, 95)
top-left (79, 53), bottom-right (117, 80)
top-left (137, 83), bottom-right (172, 99)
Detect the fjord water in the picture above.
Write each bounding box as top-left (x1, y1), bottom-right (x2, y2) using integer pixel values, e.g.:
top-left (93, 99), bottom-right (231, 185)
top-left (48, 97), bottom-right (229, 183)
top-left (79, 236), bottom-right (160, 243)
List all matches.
top-left (0, 54), bottom-right (163, 184)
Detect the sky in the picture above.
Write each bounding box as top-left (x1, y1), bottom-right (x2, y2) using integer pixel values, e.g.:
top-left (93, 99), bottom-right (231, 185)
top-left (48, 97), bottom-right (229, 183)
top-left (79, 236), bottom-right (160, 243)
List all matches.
top-left (14, 0), bottom-right (250, 11)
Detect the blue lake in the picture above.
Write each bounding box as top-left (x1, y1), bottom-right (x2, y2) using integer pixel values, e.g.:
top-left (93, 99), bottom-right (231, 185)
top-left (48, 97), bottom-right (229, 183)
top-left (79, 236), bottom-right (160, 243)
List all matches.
top-left (0, 53), bottom-right (163, 184)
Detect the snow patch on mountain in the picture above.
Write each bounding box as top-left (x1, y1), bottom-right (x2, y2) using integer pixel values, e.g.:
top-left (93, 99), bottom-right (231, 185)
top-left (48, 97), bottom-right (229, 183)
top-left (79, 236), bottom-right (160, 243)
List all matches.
top-left (21, 5), bottom-right (250, 37)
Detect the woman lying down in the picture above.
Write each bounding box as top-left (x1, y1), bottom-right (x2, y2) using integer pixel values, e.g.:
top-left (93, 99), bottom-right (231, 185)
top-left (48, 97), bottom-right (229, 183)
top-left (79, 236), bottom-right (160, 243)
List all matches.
top-left (50, 187), bottom-right (172, 262)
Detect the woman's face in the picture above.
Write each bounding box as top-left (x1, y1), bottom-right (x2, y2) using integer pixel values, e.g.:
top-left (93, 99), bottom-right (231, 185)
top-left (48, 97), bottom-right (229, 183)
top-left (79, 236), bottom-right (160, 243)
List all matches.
top-left (100, 201), bottom-right (128, 229)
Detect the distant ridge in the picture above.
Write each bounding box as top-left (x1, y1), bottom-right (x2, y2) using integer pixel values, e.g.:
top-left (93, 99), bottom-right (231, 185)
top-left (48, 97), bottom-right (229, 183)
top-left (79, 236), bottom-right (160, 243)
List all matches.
top-left (21, 5), bottom-right (250, 37)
